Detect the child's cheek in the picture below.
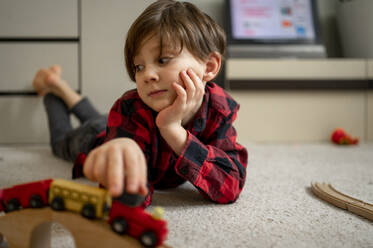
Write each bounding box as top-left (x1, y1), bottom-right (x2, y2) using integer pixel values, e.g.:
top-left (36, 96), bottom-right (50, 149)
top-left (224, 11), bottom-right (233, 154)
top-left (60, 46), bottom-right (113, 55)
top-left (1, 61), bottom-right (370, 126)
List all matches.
top-left (168, 86), bottom-right (178, 102)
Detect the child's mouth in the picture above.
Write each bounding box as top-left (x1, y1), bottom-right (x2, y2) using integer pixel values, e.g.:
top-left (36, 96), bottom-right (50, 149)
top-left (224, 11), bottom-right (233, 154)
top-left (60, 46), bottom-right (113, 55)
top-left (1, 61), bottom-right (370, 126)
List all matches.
top-left (149, 89), bottom-right (167, 97)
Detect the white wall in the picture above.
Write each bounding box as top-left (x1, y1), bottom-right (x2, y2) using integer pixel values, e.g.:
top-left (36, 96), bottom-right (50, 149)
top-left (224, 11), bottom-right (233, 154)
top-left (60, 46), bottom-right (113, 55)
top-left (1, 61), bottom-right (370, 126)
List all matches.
top-left (81, 0), bottom-right (152, 113)
top-left (80, 0), bottom-right (372, 143)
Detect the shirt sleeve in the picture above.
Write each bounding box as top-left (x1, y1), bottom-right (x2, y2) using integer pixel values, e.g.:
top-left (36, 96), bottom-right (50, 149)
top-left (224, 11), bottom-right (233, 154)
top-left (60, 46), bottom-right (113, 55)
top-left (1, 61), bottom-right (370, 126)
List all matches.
top-left (174, 110), bottom-right (248, 204)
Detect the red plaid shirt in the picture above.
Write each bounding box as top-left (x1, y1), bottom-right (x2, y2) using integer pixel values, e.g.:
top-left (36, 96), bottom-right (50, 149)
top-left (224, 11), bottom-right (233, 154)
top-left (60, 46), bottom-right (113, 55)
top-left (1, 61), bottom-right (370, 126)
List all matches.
top-left (73, 82), bottom-right (247, 206)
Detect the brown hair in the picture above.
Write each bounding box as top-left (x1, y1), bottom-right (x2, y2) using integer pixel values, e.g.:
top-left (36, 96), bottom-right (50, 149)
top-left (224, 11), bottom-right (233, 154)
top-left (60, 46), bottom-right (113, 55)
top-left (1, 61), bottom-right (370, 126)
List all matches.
top-left (124, 0), bottom-right (226, 82)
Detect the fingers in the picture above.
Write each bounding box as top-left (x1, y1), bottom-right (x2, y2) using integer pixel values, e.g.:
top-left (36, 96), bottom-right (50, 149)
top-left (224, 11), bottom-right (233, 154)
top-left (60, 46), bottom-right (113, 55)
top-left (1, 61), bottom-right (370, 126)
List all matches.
top-left (187, 69), bottom-right (205, 96)
top-left (180, 69), bottom-right (204, 103)
top-left (83, 139), bottom-right (148, 197)
top-left (122, 145), bottom-right (148, 196)
top-left (172, 82), bottom-right (187, 106)
top-left (122, 149), bottom-right (139, 194)
top-left (107, 146), bottom-right (124, 196)
top-left (83, 149), bottom-right (96, 181)
top-left (92, 151), bottom-right (107, 185)
top-left (138, 151), bottom-right (148, 195)
top-left (180, 70), bottom-right (196, 102)
top-left (83, 149), bottom-right (105, 183)
top-left (138, 155), bottom-right (148, 195)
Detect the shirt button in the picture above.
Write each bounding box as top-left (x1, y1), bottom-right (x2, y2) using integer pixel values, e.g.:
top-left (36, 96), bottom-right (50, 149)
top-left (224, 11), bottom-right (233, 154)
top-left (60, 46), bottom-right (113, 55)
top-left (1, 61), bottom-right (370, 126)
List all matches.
top-left (180, 166), bottom-right (188, 176)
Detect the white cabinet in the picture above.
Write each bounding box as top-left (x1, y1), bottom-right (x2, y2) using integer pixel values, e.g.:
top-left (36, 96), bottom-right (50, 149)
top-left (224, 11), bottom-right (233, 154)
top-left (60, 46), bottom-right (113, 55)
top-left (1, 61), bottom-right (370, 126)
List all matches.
top-left (0, 97), bottom-right (50, 143)
top-left (0, 43), bottom-right (78, 92)
top-left (0, 0), bottom-right (79, 144)
top-left (80, 0), bottom-right (152, 113)
top-left (0, 0), bottom-right (78, 38)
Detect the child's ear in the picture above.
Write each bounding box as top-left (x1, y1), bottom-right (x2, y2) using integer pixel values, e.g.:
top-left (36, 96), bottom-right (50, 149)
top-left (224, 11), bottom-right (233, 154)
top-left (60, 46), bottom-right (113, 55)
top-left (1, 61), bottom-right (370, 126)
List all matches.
top-left (202, 52), bottom-right (221, 82)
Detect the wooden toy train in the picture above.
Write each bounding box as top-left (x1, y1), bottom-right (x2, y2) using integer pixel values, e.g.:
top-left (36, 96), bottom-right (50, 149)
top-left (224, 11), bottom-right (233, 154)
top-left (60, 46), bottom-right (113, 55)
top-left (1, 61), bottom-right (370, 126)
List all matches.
top-left (0, 179), bottom-right (167, 248)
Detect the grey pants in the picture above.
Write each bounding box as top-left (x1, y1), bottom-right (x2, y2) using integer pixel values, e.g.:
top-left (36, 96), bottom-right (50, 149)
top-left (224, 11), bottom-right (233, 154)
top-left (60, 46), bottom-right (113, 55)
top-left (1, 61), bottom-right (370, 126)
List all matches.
top-left (43, 93), bottom-right (107, 162)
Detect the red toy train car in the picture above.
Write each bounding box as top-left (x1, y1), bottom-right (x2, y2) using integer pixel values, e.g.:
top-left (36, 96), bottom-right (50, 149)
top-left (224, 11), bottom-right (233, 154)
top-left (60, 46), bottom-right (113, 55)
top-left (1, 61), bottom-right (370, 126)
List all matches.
top-left (0, 179), bottom-right (52, 212)
top-left (110, 201), bottom-right (167, 247)
top-left (0, 179), bottom-right (168, 248)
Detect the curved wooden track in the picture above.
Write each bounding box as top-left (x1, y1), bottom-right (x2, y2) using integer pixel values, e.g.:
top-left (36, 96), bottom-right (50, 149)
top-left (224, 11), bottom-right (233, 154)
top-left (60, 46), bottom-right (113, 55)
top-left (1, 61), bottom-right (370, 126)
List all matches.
top-left (0, 208), bottom-right (170, 248)
top-left (311, 182), bottom-right (373, 221)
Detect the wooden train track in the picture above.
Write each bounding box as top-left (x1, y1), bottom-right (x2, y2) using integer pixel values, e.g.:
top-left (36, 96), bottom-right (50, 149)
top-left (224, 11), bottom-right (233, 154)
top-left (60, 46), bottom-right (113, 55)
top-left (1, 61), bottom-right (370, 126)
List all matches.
top-left (0, 208), bottom-right (170, 248)
top-left (311, 182), bottom-right (373, 221)
top-left (0, 179), bottom-right (169, 247)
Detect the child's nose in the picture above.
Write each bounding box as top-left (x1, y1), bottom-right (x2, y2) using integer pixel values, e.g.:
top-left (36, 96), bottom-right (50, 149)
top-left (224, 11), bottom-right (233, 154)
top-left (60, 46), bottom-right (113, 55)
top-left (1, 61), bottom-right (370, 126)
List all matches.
top-left (143, 67), bottom-right (159, 83)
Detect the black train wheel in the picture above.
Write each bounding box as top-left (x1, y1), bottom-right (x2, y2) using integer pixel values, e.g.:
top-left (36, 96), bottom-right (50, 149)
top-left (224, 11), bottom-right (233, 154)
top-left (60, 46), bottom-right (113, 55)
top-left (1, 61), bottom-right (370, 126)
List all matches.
top-left (111, 218), bottom-right (127, 235)
top-left (5, 198), bottom-right (20, 212)
top-left (29, 194), bottom-right (44, 208)
top-left (50, 196), bottom-right (65, 211)
top-left (81, 203), bottom-right (96, 219)
top-left (140, 231), bottom-right (158, 248)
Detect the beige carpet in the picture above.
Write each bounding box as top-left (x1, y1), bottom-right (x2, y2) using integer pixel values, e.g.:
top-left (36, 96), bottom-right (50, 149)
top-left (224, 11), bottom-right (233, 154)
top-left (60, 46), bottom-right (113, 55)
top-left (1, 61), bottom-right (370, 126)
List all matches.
top-left (0, 143), bottom-right (372, 248)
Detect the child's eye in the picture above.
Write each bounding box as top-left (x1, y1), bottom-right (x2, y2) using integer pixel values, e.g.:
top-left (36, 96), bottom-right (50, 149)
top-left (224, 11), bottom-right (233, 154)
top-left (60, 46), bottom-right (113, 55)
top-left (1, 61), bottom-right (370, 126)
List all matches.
top-left (158, 57), bottom-right (171, 65)
top-left (135, 64), bottom-right (144, 72)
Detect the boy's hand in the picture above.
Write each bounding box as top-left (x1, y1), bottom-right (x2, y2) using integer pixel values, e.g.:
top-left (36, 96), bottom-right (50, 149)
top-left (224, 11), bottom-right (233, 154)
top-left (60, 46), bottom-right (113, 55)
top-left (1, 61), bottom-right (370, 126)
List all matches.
top-left (156, 68), bottom-right (205, 129)
top-left (83, 138), bottom-right (148, 197)
top-left (156, 68), bottom-right (205, 155)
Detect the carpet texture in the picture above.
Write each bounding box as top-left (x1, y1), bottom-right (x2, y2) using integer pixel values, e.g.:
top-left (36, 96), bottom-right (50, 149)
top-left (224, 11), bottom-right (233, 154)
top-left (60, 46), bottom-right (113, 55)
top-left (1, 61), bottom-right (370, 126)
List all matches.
top-left (0, 143), bottom-right (372, 248)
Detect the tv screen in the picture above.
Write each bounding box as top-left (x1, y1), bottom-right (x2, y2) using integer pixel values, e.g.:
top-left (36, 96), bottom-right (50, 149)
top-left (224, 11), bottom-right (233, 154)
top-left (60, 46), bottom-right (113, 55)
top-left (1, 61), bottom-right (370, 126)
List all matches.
top-left (226, 0), bottom-right (322, 44)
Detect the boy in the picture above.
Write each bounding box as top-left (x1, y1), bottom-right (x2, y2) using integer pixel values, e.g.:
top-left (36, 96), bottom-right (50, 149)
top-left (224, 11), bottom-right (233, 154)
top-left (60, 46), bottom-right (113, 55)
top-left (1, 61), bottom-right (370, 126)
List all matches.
top-left (34, 0), bottom-right (247, 207)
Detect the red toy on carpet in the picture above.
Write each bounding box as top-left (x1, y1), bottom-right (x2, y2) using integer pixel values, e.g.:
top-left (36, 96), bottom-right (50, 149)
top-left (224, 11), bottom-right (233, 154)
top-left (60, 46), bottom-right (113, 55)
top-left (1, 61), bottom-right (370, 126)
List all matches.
top-left (331, 128), bottom-right (359, 145)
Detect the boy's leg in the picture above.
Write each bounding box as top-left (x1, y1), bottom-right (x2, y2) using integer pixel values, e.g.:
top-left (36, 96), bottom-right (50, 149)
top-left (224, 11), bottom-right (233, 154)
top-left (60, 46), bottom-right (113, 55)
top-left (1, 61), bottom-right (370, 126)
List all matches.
top-left (70, 97), bottom-right (102, 124)
top-left (35, 65), bottom-right (107, 162)
top-left (44, 93), bottom-right (107, 162)
top-left (52, 115), bottom-right (107, 162)
top-left (43, 93), bottom-right (74, 161)
top-left (35, 65), bottom-right (103, 124)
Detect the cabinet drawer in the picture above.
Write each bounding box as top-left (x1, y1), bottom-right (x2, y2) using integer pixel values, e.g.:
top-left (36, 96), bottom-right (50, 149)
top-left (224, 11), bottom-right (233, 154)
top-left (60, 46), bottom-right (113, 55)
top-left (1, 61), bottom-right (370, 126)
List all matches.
top-left (0, 0), bottom-right (78, 38)
top-left (0, 96), bottom-right (81, 143)
top-left (0, 43), bottom-right (79, 92)
top-left (0, 97), bottom-right (49, 143)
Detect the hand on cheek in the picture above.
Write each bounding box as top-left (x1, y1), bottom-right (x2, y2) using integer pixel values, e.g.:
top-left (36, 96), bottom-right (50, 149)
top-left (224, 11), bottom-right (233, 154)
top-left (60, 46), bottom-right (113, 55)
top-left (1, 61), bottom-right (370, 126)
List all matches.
top-left (83, 138), bottom-right (148, 197)
top-left (155, 68), bottom-right (205, 155)
top-left (156, 68), bottom-right (205, 129)
top-left (179, 68), bottom-right (205, 125)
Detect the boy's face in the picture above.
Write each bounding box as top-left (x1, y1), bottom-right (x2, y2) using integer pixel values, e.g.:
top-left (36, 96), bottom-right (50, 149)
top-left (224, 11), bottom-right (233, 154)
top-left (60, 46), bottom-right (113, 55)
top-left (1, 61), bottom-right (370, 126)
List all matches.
top-left (133, 35), bottom-right (207, 112)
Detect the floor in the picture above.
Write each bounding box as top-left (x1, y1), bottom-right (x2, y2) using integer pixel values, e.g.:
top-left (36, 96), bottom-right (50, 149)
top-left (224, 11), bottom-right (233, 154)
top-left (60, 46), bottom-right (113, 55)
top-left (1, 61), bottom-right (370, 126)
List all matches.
top-left (0, 142), bottom-right (372, 248)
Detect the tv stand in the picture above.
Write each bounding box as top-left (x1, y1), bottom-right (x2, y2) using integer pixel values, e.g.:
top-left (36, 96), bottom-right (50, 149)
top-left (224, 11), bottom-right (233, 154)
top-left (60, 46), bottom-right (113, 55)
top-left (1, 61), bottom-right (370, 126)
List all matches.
top-left (228, 44), bottom-right (326, 59)
top-left (225, 58), bottom-right (373, 89)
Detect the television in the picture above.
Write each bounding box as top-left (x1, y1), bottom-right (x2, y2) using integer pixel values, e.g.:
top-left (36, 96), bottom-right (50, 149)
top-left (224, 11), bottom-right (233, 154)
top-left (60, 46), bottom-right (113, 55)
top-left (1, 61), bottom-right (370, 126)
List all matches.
top-left (225, 0), bottom-right (326, 58)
